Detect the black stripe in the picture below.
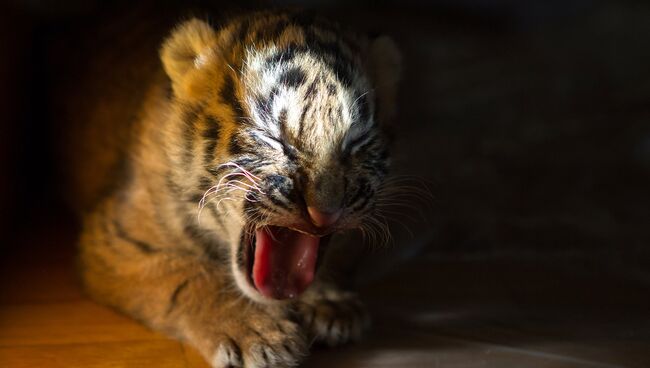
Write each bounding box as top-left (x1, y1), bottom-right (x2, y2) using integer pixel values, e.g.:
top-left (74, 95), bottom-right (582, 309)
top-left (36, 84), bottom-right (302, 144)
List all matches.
top-left (166, 279), bottom-right (190, 315)
top-left (265, 174), bottom-right (294, 199)
top-left (297, 78), bottom-right (318, 141)
top-left (183, 220), bottom-right (204, 242)
top-left (346, 178), bottom-right (369, 207)
top-left (198, 176), bottom-right (212, 191)
top-left (326, 106), bottom-right (334, 122)
top-left (247, 159), bottom-right (273, 172)
top-left (259, 17), bottom-right (290, 43)
top-left (267, 193), bottom-right (293, 211)
top-left (230, 18), bottom-right (251, 64)
top-left (264, 46), bottom-right (299, 67)
top-left (278, 108), bottom-right (289, 140)
top-left (315, 45), bottom-right (357, 86)
top-left (220, 73), bottom-right (245, 118)
top-left (250, 199), bottom-right (278, 215)
top-left (234, 157), bottom-right (257, 167)
top-left (113, 220), bottom-right (158, 253)
top-left (297, 100), bottom-right (312, 140)
top-left (236, 18), bottom-right (251, 42)
top-left (203, 116), bottom-right (221, 164)
top-left (263, 14), bottom-right (358, 87)
top-left (237, 232), bottom-right (247, 269)
top-left (357, 93), bottom-right (371, 123)
top-left (188, 192), bottom-right (203, 204)
top-left (283, 144), bottom-right (298, 162)
top-left (229, 135), bottom-right (244, 155)
top-left (304, 78), bottom-right (318, 99)
top-left (330, 54), bottom-right (354, 86)
top-left (363, 162), bottom-right (389, 178)
top-left (279, 67), bottom-right (307, 88)
top-left (181, 105), bottom-right (202, 166)
top-left (254, 86), bottom-right (277, 120)
top-left (352, 192), bottom-right (373, 212)
top-left (300, 25), bottom-right (357, 87)
top-left (165, 175), bottom-right (183, 196)
top-left (327, 83), bottom-right (337, 95)
top-left (182, 219), bottom-right (225, 262)
top-left (165, 80), bottom-right (173, 100)
top-left (353, 135), bottom-right (377, 155)
top-left (207, 166), bottom-right (230, 179)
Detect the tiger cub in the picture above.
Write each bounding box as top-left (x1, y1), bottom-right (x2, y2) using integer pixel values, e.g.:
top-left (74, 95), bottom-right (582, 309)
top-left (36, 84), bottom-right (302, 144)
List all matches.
top-left (78, 10), bottom-right (400, 367)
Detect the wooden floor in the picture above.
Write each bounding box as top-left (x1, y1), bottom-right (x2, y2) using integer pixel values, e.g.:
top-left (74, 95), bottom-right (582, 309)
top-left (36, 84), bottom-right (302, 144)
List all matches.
top-left (1, 220), bottom-right (649, 368)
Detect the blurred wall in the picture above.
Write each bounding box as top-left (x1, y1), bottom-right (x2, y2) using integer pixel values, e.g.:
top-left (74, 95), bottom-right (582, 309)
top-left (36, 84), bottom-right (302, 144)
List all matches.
top-left (1, 0), bottom-right (648, 271)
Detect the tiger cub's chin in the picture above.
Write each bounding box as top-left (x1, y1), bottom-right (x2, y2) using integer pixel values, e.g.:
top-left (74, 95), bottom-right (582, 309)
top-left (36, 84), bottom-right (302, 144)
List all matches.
top-left (78, 10), bottom-right (400, 367)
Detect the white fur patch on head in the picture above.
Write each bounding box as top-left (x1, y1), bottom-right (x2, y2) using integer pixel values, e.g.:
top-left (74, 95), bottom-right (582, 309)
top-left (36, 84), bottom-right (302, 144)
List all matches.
top-left (271, 88), bottom-right (303, 132)
top-left (240, 46), bottom-right (379, 166)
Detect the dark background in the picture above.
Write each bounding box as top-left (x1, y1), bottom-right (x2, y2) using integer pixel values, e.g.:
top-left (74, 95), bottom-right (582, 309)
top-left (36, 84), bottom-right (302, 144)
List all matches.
top-left (2, 0), bottom-right (648, 266)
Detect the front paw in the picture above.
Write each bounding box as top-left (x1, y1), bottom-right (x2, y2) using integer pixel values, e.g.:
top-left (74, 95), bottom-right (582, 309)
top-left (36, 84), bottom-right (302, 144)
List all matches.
top-left (295, 284), bottom-right (371, 346)
top-left (209, 307), bottom-right (307, 368)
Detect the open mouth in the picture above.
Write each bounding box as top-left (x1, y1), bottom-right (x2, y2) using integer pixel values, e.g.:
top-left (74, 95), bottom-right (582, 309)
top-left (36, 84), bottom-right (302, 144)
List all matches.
top-left (243, 225), bottom-right (330, 300)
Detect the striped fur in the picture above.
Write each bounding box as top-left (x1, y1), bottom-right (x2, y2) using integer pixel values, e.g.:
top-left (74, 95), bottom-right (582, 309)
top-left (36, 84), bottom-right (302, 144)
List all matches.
top-left (78, 10), bottom-right (400, 367)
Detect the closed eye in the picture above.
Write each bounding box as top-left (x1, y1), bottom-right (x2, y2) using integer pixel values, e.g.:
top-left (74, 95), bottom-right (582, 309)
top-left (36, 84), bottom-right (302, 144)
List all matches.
top-left (251, 130), bottom-right (297, 160)
top-left (344, 130), bottom-right (375, 156)
top-left (252, 131), bottom-right (284, 151)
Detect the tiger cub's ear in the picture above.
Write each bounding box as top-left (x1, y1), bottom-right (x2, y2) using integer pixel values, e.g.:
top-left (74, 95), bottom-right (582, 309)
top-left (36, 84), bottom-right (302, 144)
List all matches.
top-left (161, 18), bottom-right (217, 96)
top-left (365, 35), bottom-right (402, 123)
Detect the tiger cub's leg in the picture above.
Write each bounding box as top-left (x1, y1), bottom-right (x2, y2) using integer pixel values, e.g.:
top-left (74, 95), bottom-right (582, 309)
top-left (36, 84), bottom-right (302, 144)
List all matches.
top-left (295, 281), bottom-right (371, 347)
top-left (79, 206), bottom-right (307, 368)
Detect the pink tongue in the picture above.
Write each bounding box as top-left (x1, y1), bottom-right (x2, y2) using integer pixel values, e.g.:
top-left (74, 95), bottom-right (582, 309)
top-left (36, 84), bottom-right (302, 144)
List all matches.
top-left (253, 226), bottom-right (320, 300)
